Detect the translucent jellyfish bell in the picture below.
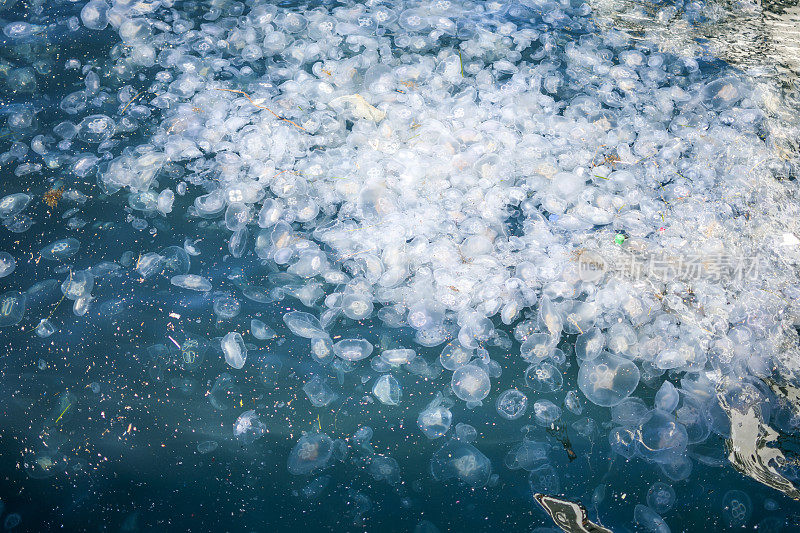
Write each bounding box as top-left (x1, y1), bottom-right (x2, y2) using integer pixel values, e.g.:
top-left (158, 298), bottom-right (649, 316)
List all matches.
top-left (0, 291), bottom-right (26, 327)
top-left (213, 295), bottom-right (241, 320)
top-left (287, 433), bottom-right (334, 475)
top-left (450, 364), bottom-right (491, 404)
top-left (0, 252), bottom-right (16, 278)
top-left (197, 441), bottom-right (218, 454)
top-left (647, 482), bottom-right (676, 513)
top-left (303, 375), bottom-right (338, 407)
top-left (721, 490), bottom-right (751, 528)
top-left (533, 400), bottom-right (562, 426)
top-left (525, 361), bottom-right (564, 392)
top-left (496, 389), bottom-right (528, 420)
top-left (341, 293), bottom-right (374, 320)
top-left (283, 311), bottom-right (325, 338)
top-left (251, 319), bottom-right (277, 340)
top-left (379, 348), bottom-right (416, 366)
top-left (372, 374), bottom-right (402, 405)
top-left (575, 327), bottom-right (605, 361)
top-left (636, 409), bottom-right (688, 463)
top-left (160, 246), bottom-right (190, 275)
top-left (333, 338), bottom-right (373, 362)
top-left (221, 332), bottom-right (247, 369)
top-left (430, 440), bottom-right (492, 487)
top-left (171, 274), bottom-right (212, 292)
top-left (578, 351), bottom-right (640, 407)
top-left (417, 393), bottom-right (453, 439)
top-left (40, 238), bottom-right (80, 261)
top-left (0, 193), bottom-right (31, 218)
top-left (61, 270), bottom-right (94, 300)
top-left (634, 505), bottom-right (670, 533)
top-left (655, 381), bottom-right (679, 412)
top-left (233, 410), bottom-right (266, 445)
top-left (439, 341), bottom-right (474, 370)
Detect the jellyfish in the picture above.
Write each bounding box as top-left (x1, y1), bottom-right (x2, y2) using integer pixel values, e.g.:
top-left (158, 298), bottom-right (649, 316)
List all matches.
top-left (342, 293), bottom-right (374, 320)
top-left (451, 363), bottom-right (491, 406)
top-left (439, 340), bottom-right (474, 370)
top-left (430, 439), bottom-right (492, 487)
top-left (655, 381), bottom-right (679, 412)
top-left (634, 505), bottom-right (670, 533)
top-left (417, 393), bottom-right (453, 439)
top-left (283, 311), bottom-right (325, 338)
top-left (636, 410), bottom-right (688, 464)
top-left (209, 373), bottom-right (241, 411)
top-left (0, 252), bottom-right (16, 278)
top-left (578, 351), bottom-right (640, 407)
top-left (609, 427), bottom-right (637, 459)
top-left (35, 319), bottom-right (55, 338)
top-left (170, 274), bottom-right (212, 292)
top-left (520, 332), bottom-right (557, 362)
top-left (233, 410), bottom-right (266, 445)
top-left (368, 455), bottom-right (400, 485)
top-left (40, 238), bottom-right (80, 261)
top-left (372, 374), bottom-right (402, 405)
top-left (213, 295), bottom-right (241, 320)
top-left (61, 270), bottom-right (94, 300)
top-left (221, 332), bottom-right (247, 369)
top-left (575, 327), bottom-right (604, 361)
top-left (0, 193), bottom-right (30, 218)
top-left (303, 375), bottom-right (338, 407)
top-left (160, 246), bottom-right (190, 275)
top-left (3, 513), bottom-right (21, 530)
top-left (287, 433), bottom-right (335, 475)
top-left (251, 319), bottom-right (277, 340)
top-left (647, 482), bottom-right (676, 514)
top-left (333, 338), bottom-right (373, 362)
top-left (379, 348), bottom-right (416, 366)
top-left (526, 361), bottom-right (564, 392)
top-left (496, 389), bottom-right (528, 420)
top-left (310, 334), bottom-right (334, 365)
top-left (564, 390), bottom-right (583, 415)
top-left (528, 463), bottom-right (561, 495)
top-left (721, 490), bottom-right (751, 528)
top-left (533, 400), bottom-right (562, 427)
top-left (197, 441), bottom-right (218, 454)
top-left (0, 291), bottom-right (26, 327)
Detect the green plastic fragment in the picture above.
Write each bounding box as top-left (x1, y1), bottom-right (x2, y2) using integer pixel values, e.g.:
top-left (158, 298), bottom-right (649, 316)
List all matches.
top-left (614, 234), bottom-right (626, 246)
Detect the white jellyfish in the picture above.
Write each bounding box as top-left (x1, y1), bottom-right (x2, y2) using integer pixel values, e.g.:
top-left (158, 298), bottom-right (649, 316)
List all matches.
top-left (634, 504), bottom-right (670, 533)
top-left (287, 433), bottom-right (334, 475)
top-left (496, 389), bottom-right (528, 420)
top-left (575, 327), bottom-right (605, 361)
top-left (233, 410), bottom-right (266, 445)
top-left (170, 274), bottom-right (212, 292)
top-left (221, 332), bottom-right (247, 369)
top-left (0, 252), bottom-right (16, 278)
top-left (647, 482), bottom-right (676, 514)
top-left (379, 348), bottom-right (416, 366)
top-left (721, 490), bottom-right (751, 528)
top-left (251, 319), bottom-right (277, 340)
top-left (533, 400), bottom-right (562, 426)
top-left (372, 374), bottom-right (402, 406)
top-left (430, 439), bottom-right (492, 487)
top-left (303, 375), bottom-right (338, 407)
top-left (439, 341), bottom-right (474, 370)
top-left (636, 409), bottom-right (688, 464)
top-left (333, 338), bottom-right (373, 362)
top-left (417, 393), bottom-right (453, 439)
top-left (578, 351), bottom-right (640, 407)
top-left (40, 238), bottom-right (80, 261)
top-left (341, 293), bottom-right (374, 320)
top-left (368, 455), bottom-right (400, 485)
top-left (0, 291), bottom-right (26, 327)
top-left (525, 361), bottom-right (563, 392)
top-left (197, 441), bottom-right (218, 454)
top-left (213, 295), bottom-right (241, 320)
top-left (283, 311), bottom-right (325, 338)
top-left (80, 0), bottom-right (110, 30)
top-left (35, 318), bottom-right (55, 338)
top-left (655, 381), bottom-right (679, 412)
top-left (0, 193), bottom-right (30, 218)
top-left (451, 364), bottom-right (491, 405)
